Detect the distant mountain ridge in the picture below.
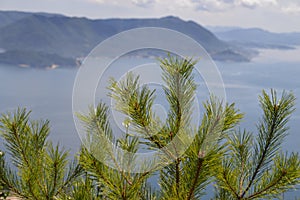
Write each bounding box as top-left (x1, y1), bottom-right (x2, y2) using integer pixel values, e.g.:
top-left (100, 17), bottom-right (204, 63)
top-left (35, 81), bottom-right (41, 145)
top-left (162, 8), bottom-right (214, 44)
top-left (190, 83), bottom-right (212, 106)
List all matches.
top-left (214, 27), bottom-right (300, 49)
top-left (0, 11), bottom-right (253, 68)
top-left (0, 10), bottom-right (63, 28)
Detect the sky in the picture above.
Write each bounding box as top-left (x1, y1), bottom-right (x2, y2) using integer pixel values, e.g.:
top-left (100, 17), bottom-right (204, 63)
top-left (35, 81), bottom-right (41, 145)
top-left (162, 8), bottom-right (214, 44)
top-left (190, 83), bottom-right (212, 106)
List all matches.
top-left (0, 0), bottom-right (300, 32)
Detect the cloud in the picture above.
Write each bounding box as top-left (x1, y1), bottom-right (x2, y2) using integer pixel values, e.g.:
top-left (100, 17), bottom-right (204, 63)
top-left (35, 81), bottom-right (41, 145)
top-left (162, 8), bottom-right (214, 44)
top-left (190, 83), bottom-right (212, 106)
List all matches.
top-left (237, 0), bottom-right (277, 9)
top-left (278, 0), bottom-right (300, 14)
top-left (282, 6), bottom-right (300, 14)
top-left (87, 0), bottom-right (277, 10)
top-left (184, 0), bottom-right (274, 11)
top-left (87, 0), bottom-right (154, 7)
top-left (149, 0), bottom-right (278, 12)
top-left (282, 5), bottom-right (300, 14)
top-left (193, 0), bottom-right (232, 11)
top-left (87, 0), bottom-right (105, 4)
top-left (86, 0), bottom-right (300, 15)
top-left (152, 0), bottom-right (234, 11)
top-left (131, 0), bottom-right (155, 7)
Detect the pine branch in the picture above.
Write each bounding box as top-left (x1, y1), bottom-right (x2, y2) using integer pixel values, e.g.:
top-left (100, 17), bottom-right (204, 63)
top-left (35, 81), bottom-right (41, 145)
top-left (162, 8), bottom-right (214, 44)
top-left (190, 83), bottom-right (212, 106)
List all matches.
top-left (242, 113), bottom-right (279, 197)
top-left (220, 160), bottom-right (240, 199)
top-left (241, 90), bottom-right (295, 198)
top-left (186, 157), bottom-right (204, 200)
top-left (0, 109), bottom-right (50, 199)
top-left (247, 173), bottom-right (285, 199)
top-left (159, 55), bottom-right (198, 199)
top-left (78, 102), bottom-right (152, 199)
top-left (247, 152), bottom-right (300, 199)
top-left (175, 158), bottom-right (180, 196)
top-left (0, 109), bottom-right (83, 200)
top-left (0, 154), bottom-right (24, 199)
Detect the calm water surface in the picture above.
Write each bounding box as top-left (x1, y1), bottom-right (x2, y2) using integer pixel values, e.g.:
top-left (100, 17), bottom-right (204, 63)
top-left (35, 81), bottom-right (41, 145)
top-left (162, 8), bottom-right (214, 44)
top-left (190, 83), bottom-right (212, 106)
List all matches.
top-left (0, 48), bottom-right (299, 198)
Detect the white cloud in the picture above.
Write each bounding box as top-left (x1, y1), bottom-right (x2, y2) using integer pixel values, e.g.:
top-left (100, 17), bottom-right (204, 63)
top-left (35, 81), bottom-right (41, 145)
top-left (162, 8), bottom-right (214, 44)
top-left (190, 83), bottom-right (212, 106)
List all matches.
top-left (140, 0), bottom-right (279, 12)
top-left (282, 5), bottom-right (300, 14)
top-left (278, 0), bottom-right (300, 14)
top-left (237, 0), bottom-right (277, 8)
top-left (85, 0), bottom-right (300, 18)
top-left (87, 0), bottom-right (105, 4)
top-left (193, 0), bottom-right (232, 11)
top-left (87, 0), bottom-right (279, 11)
top-left (1, 0), bottom-right (299, 32)
top-left (151, 0), bottom-right (234, 11)
top-left (131, 0), bottom-right (155, 7)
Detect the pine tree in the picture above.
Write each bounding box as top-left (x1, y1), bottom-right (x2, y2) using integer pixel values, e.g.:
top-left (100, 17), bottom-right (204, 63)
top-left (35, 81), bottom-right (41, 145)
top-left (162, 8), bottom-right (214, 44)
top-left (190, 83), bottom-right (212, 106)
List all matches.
top-left (0, 108), bottom-right (82, 199)
top-left (0, 56), bottom-right (299, 200)
top-left (77, 100), bottom-right (157, 200)
top-left (77, 56), bottom-right (243, 199)
top-left (214, 90), bottom-right (300, 199)
top-left (78, 56), bottom-right (299, 199)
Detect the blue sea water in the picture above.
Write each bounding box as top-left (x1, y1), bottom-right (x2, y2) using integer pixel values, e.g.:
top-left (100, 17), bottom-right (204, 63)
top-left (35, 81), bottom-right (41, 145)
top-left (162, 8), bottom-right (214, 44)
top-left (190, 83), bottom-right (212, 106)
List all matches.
top-left (0, 47), bottom-right (299, 198)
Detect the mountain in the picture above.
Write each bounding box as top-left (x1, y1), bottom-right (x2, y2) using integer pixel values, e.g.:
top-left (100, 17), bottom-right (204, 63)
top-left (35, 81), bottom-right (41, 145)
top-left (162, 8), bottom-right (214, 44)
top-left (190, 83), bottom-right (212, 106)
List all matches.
top-left (0, 11), bottom-right (251, 68)
top-left (205, 25), bottom-right (241, 33)
top-left (0, 11), bottom-right (29, 28)
top-left (0, 10), bottom-right (63, 28)
top-left (214, 28), bottom-right (300, 49)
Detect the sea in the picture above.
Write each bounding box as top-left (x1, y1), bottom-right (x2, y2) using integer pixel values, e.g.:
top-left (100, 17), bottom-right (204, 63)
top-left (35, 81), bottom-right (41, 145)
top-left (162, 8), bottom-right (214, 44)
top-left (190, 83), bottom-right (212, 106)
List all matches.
top-left (0, 47), bottom-right (300, 198)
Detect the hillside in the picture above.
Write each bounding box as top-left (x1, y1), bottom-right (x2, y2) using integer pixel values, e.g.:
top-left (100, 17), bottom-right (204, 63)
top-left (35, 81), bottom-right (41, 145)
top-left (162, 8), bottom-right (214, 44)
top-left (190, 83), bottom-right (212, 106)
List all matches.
top-left (215, 28), bottom-right (300, 49)
top-left (0, 11), bottom-right (251, 68)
